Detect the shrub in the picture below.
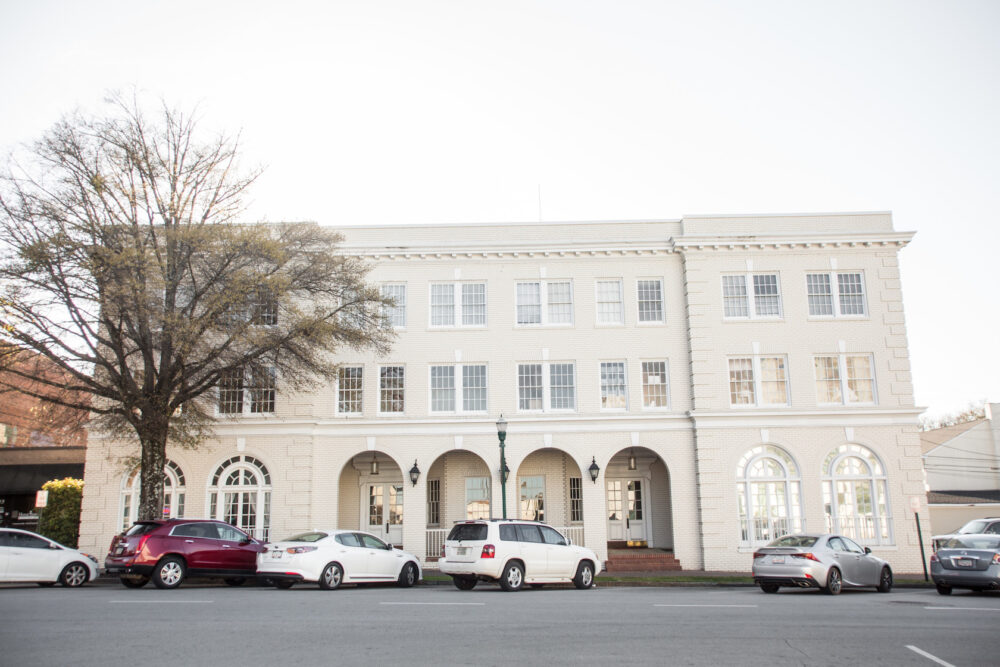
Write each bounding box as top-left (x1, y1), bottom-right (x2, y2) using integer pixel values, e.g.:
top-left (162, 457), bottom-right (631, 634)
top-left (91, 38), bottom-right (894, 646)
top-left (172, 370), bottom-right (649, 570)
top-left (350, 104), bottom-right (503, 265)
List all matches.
top-left (37, 478), bottom-right (84, 548)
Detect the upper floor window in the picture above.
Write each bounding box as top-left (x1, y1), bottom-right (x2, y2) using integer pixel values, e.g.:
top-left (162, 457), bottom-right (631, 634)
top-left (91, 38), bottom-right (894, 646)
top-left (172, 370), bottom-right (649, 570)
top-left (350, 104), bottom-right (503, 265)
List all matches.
top-left (728, 356), bottom-right (789, 407)
top-left (637, 279), bottom-right (664, 323)
top-left (600, 361), bottom-right (628, 410)
top-left (337, 366), bottom-right (363, 415)
top-left (518, 362), bottom-right (576, 412)
top-left (516, 281), bottom-right (573, 326)
top-left (1, 422), bottom-right (16, 446)
top-left (814, 354), bottom-right (876, 405)
top-left (596, 280), bottom-right (624, 324)
top-left (722, 274), bottom-right (782, 319)
top-left (641, 361), bottom-right (669, 409)
top-left (249, 287), bottom-right (278, 325)
top-left (218, 365), bottom-right (276, 415)
top-left (429, 364), bottom-right (488, 413)
top-left (806, 272), bottom-right (867, 317)
top-left (431, 282), bottom-right (486, 327)
top-left (380, 284), bottom-right (406, 328)
top-left (379, 366), bottom-right (405, 414)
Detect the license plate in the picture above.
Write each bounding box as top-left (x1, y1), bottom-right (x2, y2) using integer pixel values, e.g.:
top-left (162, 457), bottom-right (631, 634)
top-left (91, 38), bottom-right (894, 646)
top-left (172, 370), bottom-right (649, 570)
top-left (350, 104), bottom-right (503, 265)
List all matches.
top-left (115, 547), bottom-right (125, 555)
top-left (457, 547), bottom-right (468, 556)
top-left (269, 551), bottom-right (283, 560)
top-left (954, 558), bottom-right (973, 568)
top-left (771, 556), bottom-right (785, 564)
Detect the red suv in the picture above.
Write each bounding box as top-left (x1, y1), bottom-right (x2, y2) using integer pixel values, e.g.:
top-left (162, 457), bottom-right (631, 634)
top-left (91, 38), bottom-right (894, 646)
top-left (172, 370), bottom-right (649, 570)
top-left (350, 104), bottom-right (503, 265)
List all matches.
top-left (105, 519), bottom-right (266, 589)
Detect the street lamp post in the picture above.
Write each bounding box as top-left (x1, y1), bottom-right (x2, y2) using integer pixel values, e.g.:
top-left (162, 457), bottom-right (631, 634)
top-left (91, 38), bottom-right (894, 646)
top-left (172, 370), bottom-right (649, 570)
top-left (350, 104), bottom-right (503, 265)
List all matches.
top-left (497, 414), bottom-right (508, 519)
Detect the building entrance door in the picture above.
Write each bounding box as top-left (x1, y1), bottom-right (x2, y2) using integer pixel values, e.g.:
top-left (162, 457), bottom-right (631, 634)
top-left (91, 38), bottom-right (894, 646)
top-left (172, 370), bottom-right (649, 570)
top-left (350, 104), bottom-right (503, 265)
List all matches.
top-left (606, 479), bottom-right (647, 544)
top-left (367, 483), bottom-right (404, 545)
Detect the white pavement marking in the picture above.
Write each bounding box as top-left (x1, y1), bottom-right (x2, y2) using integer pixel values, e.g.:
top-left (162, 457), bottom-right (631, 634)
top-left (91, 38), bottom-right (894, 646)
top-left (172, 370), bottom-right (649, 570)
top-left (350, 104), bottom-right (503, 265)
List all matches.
top-left (653, 604), bottom-right (758, 608)
top-left (924, 606), bottom-right (1000, 612)
top-left (906, 645), bottom-right (956, 667)
top-left (109, 600), bottom-right (214, 604)
top-left (380, 602), bottom-right (486, 606)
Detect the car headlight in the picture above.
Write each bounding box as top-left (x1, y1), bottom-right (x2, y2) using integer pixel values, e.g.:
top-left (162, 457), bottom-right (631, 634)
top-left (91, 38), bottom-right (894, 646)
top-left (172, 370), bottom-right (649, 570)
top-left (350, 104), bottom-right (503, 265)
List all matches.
top-left (82, 553), bottom-right (99, 564)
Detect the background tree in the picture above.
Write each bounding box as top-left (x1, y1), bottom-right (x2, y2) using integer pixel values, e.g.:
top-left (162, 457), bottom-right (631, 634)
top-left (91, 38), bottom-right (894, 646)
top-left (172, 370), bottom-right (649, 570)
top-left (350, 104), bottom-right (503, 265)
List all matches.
top-left (0, 92), bottom-right (393, 520)
top-left (37, 478), bottom-right (85, 548)
top-left (919, 399), bottom-right (988, 431)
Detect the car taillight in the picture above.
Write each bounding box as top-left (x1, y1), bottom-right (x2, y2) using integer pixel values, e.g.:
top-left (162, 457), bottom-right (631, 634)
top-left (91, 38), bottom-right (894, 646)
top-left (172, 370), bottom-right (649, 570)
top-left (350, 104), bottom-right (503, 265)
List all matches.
top-left (441, 545), bottom-right (446, 558)
top-left (752, 551), bottom-right (765, 560)
top-left (791, 553), bottom-right (821, 562)
top-left (481, 544), bottom-right (496, 559)
top-left (929, 553), bottom-right (939, 563)
top-left (135, 534), bottom-right (151, 553)
top-left (992, 553), bottom-right (1000, 565)
top-left (287, 546), bottom-right (318, 554)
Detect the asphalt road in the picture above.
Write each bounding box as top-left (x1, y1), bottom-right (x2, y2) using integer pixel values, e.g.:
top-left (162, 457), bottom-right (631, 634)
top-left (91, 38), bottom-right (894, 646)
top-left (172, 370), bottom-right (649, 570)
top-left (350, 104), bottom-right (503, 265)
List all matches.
top-left (1, 581), bottom-right (996, 666)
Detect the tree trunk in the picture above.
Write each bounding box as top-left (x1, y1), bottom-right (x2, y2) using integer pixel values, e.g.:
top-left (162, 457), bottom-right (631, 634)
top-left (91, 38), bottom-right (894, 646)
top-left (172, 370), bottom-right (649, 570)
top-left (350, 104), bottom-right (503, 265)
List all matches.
top-left (136, 426), bottom-right (169, 521)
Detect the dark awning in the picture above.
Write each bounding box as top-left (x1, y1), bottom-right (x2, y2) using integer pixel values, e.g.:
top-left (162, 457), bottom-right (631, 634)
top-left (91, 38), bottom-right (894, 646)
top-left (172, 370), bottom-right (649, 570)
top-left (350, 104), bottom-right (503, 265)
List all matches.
top-left (0, 464), bottom-right (85, 494)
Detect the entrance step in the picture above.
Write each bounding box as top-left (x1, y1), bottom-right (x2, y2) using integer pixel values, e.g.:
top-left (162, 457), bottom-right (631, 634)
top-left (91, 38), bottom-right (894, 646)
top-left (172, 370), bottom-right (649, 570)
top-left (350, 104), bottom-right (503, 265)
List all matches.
top-left (605, 548), bottom-right (682, 572)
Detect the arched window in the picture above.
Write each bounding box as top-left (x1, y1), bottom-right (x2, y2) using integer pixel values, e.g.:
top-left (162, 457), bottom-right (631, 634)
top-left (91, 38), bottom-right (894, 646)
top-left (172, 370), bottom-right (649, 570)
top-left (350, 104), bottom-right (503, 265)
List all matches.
top-left (208, 455), bottom-right (271, 541)
top-left (823, 444), bottom-right (893, 545)
top-left (120, 460), bottom-right (186, 531)
top-left (736, 445), bottom-right (802, 546)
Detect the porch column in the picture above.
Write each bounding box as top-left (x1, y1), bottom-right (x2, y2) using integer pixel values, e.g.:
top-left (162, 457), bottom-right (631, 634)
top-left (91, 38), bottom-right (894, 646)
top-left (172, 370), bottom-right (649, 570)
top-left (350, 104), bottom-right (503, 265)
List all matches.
top-left (583, 465), bottom-right (609, 563)
top-left (402, 467), bottom-right (428, 562)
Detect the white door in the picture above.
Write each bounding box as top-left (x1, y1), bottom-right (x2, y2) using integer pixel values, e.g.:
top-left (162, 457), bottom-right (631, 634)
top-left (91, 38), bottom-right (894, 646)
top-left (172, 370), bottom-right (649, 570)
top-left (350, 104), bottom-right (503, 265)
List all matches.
top-left (367, 483), bottom-right (404, 545)
top-left (606, 479), bottom-right (647, 544)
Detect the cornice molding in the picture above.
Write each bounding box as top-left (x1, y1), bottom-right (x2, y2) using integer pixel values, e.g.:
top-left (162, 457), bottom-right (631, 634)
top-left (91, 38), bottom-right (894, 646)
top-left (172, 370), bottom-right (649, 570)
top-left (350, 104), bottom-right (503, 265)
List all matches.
top-left (670, 231), bottom-right (914, 253)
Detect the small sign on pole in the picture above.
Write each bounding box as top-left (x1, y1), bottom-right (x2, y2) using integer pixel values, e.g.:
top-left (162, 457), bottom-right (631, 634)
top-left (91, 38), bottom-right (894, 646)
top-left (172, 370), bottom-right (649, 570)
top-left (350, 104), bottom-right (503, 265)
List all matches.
top-left (909, 496), bottom-right (921, 513)
top-left (35, 490), bottom-right (49, 508)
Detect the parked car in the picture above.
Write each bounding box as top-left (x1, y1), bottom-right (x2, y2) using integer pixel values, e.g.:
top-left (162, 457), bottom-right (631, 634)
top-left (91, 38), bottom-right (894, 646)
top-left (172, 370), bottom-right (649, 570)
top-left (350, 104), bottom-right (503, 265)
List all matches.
top-left (256, 529), bottom-right (421, 589)
top-left (438, 519), bottom-right (600, 591)
top-left (930, 534), bottom-right (1000, 595)
top-left (751, 533), bottom-right (893, 595)
top-left (931, 517), bottom-right (1000, 552)
top-left (0, 527), bottom-right (99, 587)
top-left (105, 519), bottom-right (266, 589)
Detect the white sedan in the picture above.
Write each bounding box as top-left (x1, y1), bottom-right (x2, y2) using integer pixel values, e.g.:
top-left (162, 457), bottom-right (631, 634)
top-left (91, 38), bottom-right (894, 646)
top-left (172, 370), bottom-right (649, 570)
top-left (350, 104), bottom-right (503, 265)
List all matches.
top-left (0, 527), bottom-right (100, 587)
top-left (257, 529), bottom-right (421, 590)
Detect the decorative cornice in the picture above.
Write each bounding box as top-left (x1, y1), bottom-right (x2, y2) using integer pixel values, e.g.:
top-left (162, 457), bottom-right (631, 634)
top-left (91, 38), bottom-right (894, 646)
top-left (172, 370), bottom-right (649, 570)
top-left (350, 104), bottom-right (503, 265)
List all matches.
top-left (342, 242), bottom-right (675, 261)
top-left (670, 231), bottom-right (914, 253)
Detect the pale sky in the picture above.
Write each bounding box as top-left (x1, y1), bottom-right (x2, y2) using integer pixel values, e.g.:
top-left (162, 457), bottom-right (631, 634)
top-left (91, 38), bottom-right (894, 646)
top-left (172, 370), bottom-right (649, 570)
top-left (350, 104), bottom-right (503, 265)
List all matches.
top-left (1, 0), bottom-right (997, 418)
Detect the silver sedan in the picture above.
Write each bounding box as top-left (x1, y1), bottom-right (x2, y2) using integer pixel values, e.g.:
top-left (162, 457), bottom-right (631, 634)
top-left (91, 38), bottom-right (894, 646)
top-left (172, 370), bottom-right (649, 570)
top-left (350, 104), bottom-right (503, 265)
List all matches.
top-left (752, 533), bottom-right (893, 595)
top-left (930, 534), bottom-right (1000, 595)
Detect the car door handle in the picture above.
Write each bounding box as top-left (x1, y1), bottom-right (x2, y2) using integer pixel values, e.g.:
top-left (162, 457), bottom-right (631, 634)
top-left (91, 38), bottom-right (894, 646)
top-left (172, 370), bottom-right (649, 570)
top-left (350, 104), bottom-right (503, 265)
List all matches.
top-left (185, 540), bottom-right (195, 543)
top-left (222, 545), bottom-right (232, 548)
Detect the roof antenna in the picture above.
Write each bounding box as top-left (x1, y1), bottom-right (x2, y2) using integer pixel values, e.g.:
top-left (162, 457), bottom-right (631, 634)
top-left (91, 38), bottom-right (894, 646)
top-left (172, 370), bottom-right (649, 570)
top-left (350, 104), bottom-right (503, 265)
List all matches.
top-left (537, 184), bottom-right (543, 222)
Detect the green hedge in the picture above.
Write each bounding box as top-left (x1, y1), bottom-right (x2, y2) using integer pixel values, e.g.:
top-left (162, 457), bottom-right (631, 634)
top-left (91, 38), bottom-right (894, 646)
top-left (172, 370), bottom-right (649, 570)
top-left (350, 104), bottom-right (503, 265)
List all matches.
top-left (37, 478), bottom-right (84, 548)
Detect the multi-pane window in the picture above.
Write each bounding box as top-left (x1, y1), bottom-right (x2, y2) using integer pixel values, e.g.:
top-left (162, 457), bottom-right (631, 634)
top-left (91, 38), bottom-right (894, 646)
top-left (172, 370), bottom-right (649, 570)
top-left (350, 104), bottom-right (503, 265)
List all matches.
top-left (219, 366), bottom-right (276, 414)
top-left (736, 446), bottom-right (802, 546)
top-left (249, 287), bottom-right (278, 325)
top-left (518, 362), bottom-right (575, 412)
top-left (516, 281), bottom-right (573, 325)
top-left (337, 366), bottom-right (363, 414)
top-left (807, 272), bottom-right (867, 317)
top-left (249, 366), bottom-right (276, 413)
top-left (596, 280), bottom-right (624, 324)
top-left (641, 361), bottom-right (669, 409)
top-left (430, 282), bottom-right (487, 327)
top-left (637, 279), bottom-right (664, 322)
top-left (569, 477), bottom-right (583, 522)
top-left (430, 284), bottom-right (454, 326)
top-left (814, 354), bottom-right (876, 405)
top-left (465, 477), bottom-right (490, 519)
top-left (218, 368), bottom-right (244, 414)
top-left (379, 366), bottom-right (405, 413)
top-left (519, 476), bottom-right (545, 522)
top-left (1, 422), bottom-right (17, 446)
top-left (823, 444), bottom-right (893, 545)
top-left (462, 283), bottom-right (487, 326)
top-left (722, 274), bottom-right (782, 318)
top-left (430, 364), bottom-right (488, 413)
top-left (381, 284), bottom-right (407, 328)
top-left (728, 356), bottom-right (789, 407)
top-left (208, 455), bottom-right (271, 541)
top-left (600, 361), bottom-right (628, 410)
top-left (426, 479), bottom-right (440, 525)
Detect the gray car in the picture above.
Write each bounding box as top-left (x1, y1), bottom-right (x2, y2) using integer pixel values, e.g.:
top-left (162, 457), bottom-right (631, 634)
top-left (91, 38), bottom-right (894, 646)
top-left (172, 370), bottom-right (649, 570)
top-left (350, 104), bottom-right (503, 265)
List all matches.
top-left (752, 533), bottom-right (893, 595)
top-left (930, 534), bottom-right (1000, 595)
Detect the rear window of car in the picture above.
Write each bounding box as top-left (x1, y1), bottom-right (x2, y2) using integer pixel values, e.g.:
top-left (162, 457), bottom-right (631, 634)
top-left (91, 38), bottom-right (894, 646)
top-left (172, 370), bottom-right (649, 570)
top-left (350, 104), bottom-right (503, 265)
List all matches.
top-left (767, 535), bottom-right (818, 548)
top-left (448, 523), bottom-right (488, 541)
top-left (957, 519), bottom-right (990, 534)
top-left (124, 522), bottom-right (160, 537)
top-left (943, 536), bottom-right (1000, 550)
top-left (285, 532), bottom-right (328, 543)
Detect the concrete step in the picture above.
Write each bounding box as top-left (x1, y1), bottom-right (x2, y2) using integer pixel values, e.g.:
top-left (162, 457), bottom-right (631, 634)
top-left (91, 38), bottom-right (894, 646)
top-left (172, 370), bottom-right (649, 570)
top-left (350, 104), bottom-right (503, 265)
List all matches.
top-left (605, 549), bottom-right (683, 572)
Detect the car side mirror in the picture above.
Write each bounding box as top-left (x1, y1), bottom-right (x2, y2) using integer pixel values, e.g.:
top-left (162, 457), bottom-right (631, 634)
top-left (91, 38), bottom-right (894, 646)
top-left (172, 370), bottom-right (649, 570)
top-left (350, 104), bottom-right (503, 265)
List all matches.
top-left (565, 538), bottom-right (572, 546)
top-left (864, 547), bottom-right (872, 554)
top-left (240, 538), bottom-right (252, 546)
top-left (48, 543), bottom-right (62, 550)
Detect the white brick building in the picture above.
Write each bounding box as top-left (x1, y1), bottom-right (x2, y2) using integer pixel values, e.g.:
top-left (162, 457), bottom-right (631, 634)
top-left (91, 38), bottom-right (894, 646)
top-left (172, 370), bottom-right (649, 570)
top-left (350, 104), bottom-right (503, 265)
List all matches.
top-left (79, 212), bottom-right (930, 572)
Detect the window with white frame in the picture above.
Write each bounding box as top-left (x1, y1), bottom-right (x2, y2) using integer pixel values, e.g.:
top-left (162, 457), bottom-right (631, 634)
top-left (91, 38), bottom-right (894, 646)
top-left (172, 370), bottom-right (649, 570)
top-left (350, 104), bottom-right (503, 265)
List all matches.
top-left (569, 477), bottom-right (583, 522)
top-left (208, 455), bottom-right (271, 541)
top-left (430, 282), bottom-right (486, 327)
top-left (519, 475), bottom-right (545, 521)
top-left (380, 284), bottom-right (406, 328)
top-left (517, 362), bottom-right (575, 412)
top-left (337, 366), bottom-right (363, 414)
top-left (379, 366), bottom-right (404, 414)
top-left (596, 279), bottom-right (624, 324)
top-left (429, 364), bottom-right (487, 413)
top-left (823, 444), bottom-right (893, 545)
top-left (466, 477), bottom-right (490, 519)
top-left (736, 445), bottom-right (802, 546)
top-left (600, 361), bottom-right (628, 410)
top-left (249, 286), bottom-right (278, 325)
top-left (121, 460), bottom-right (186, 531)
top-left (516, 280), bottom-right (573, 326)
top-left (427, 479), bottom-right (440, 525)
top-left (722, 273), bottom-right (783, 319)
top-left (249, 366), bottom-right (276, 413)
top-left (641, 361), bottom-right (669, 409)
top-left (218, 366), bottom-right (276, 415)
top-left (813, 354), bottom-right (876, 405)
top-left (728, 356), bottom-right (789, 407)
top-left (637, 279), bottom-right (664, 323)
top-left (806, 272), bottom-right (867, 317)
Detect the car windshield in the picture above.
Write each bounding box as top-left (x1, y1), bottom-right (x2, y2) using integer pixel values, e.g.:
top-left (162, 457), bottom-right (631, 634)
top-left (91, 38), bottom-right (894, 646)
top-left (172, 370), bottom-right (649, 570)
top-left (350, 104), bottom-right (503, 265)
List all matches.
top-left (943, 536), bottom-right (1000, 550)
top-left (283, 532), bottom-right (328, 543)
top-left (767, 535), bottom-right (818, 548)
top-left (124, 522), bottom-right (160, 537)
top-left (447, 523), bottom-right (488, 541)
top-left (957, 519), bottom-right (991, 534)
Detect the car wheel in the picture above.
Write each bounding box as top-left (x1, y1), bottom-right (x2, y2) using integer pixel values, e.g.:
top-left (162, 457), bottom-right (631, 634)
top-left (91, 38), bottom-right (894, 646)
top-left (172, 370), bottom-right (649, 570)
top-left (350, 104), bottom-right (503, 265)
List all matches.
top-left (823, 567), bottom-right (842, 595)
top-left (120, 576), bottom-right (149, 588)
top-left (935, 584), bottom-right (952, 596)
top-left (59, 562), bottom-right (90, 587)
top-left (453, 576), bottom-right (477, 591)
top-left (275, 580), bottom-right (295, 590)
top-left (573, 561), bottom-right (595, 590)
top-left (877, 567), bottom-right (893, 593)
top-left (224, 577), bottom-right (246, 587)
top-left (152, 556), bottom-right (186, 589)
top-left (499, 562), bottom-right (524, 592)
top-left (319, 563), bottom-right (343, 590)
top-left (397, 562), bottom-right (417, 588)
top-left (760, 583), bottom-right (780, 594)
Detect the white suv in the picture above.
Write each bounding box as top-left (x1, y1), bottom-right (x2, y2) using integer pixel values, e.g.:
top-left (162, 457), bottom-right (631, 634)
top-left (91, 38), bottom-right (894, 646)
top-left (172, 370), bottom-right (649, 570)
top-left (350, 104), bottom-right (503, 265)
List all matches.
top-left (438, 519), bottom-right (601, 591)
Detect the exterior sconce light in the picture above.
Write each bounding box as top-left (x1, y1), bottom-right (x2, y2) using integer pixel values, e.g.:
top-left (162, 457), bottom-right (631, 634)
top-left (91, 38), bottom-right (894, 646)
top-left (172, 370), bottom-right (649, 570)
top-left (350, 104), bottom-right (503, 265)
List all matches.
top-left (589, 457), bottom-right (600, 483)
top-left (628, 449), bottom-right (637, 471)
top-left (370, 452), bottom-right (379, 475)
top-left (409, 460), bottom-right (420, 486)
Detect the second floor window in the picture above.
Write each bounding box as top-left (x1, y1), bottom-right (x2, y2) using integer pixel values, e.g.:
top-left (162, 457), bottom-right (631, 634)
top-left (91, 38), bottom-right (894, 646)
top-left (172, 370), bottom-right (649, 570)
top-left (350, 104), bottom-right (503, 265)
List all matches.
top-left (380, 284), bottom-right (406, 328)
top-left (516, 281), bottom-right (573, 325)
top-left (430, 364), bottom-right (488, 413)
top-left (807, 272), bottom-right (867, 317)
top-left (722, 274), bottom-right (782, 319)
top-left (518, 362), bottom-right (575, 411)
top-left (596, 280), bottom-right (624, 324)
top-left (337, 366), bottom-right (363, 414)
top-left (641, 361), bottom-right (669, 409)
top-left (814, 354), bottom-right (876, 404)
top-left (728, 356), bottom-right (789, 407)
top-left (430, 282), bottom-right (486, 327)
top-left (637, 279), bottom-right (664, 322)
top-left (249, 287), bottom-right (278, 325)
top-left (600, 361), bottom-right (628, 410)
top-left (379, 366), bottom-right (404, 414)
top-left (218, 366), bottom-right (276, 414)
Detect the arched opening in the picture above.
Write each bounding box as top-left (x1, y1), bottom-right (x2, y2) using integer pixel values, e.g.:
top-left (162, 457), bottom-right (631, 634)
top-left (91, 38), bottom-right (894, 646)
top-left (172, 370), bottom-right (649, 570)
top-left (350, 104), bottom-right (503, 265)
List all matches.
top-left (423, 450), bottom-right (492, 559)
top-left (736, 445), bottom-right (802, 546)
top-left (823, 444), bottom-right (893, 545)
top-left (604, 447), bottom-right (674, 550)
top-left (120, 460), bottom-right (186, 531)
top-left (207, 455), bottom-right (272, 541)
top-left (337, 451), bottom-right (406, 546)
top-left (514, 448), bottom-right (585, 545)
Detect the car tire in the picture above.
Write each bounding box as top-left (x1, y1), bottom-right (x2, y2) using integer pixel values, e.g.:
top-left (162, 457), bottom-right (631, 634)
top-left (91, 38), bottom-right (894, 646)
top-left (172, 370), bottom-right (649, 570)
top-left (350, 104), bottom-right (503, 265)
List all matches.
top-left (59, 562), bottom-right (90, 587)
top-left (120, 576), bottom-right (149, 589)
top-left (530, 584), bottom-right (545, 589)
top-left (397, 562), bottom-right (417, 588)
top-left (453, 576), bottom-right (477, 591)
top-left (319, 563), bottom-right (343, 590)
top-left (499, 562), bottom-right (524, 592)
top-left (275, 580), bottom-right (295, 590)
top-left (760, 583), bottom-right (780, 594)
top-left (224, 577), bottom-right (246, 587)
top-left (823, 567), bottom-right (842, 595)
top-left (573, 561), bottom-right (595, 590)
top-left (152, 556), bottom-right (186, 589)
top-left (877, 567), bottom-right (892, 593)
top-left (935, 584), bottom-right (952, 596)
top-left (37, 582), bottom-right (56, 587)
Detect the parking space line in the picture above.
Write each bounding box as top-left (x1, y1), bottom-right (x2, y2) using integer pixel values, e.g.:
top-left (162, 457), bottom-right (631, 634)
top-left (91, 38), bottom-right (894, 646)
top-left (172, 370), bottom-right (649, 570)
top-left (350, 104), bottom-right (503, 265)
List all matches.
top-left (109, 600), bottom-right (214, 604)
top-left (906, 645), bottom-right (956, 667)
top-left (653, 604), bottom-right (758, 608)
top-left (380, 602), bottom-right (485, 606)
top-left (924, 607), bottom-right (1000, 612)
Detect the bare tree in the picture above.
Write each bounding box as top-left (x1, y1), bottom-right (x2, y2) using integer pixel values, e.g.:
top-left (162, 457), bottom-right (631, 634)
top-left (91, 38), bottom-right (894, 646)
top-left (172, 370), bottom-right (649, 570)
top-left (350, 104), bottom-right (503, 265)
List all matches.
top-left (919, 400), bottom-right (987, 431)
top-left (0, 92), bottom-right (393, 520)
